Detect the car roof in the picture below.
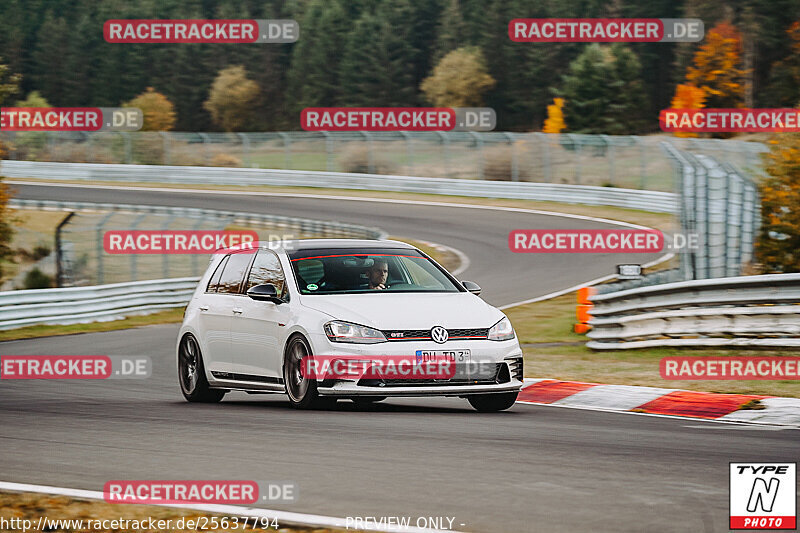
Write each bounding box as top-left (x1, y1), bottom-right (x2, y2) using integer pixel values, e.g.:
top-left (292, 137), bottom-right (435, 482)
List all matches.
top-left (224, 238), bottom-right (417, 254)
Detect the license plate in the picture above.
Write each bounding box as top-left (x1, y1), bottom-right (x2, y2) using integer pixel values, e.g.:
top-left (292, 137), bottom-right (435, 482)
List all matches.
top-left (415, 350), bottom-right (470, 364)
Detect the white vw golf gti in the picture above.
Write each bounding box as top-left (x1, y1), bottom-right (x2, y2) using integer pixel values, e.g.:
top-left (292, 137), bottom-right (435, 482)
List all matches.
top-left (177, 239), bottom-right (523, 411)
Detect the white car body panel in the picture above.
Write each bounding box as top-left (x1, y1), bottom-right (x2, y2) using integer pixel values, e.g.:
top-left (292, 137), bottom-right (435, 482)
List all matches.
top-left (177, 239), bottom-right (524, 398)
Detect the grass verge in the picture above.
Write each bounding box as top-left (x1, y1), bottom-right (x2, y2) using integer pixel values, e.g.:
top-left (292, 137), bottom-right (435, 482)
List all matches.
top-left (505, 293), bottom-right (800, 398)
top-left (0, 491), bottom-right (343, 532)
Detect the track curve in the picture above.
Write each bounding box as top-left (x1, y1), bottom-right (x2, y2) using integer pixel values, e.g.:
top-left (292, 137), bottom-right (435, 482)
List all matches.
top-left (9, 181), bottom-right (659, 306)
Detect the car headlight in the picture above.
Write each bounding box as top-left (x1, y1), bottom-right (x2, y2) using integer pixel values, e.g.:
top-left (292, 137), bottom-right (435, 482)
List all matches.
top-left (487, 317), bottom-right (515, 341)
top-left (324, 321), bottom-right (387, 344)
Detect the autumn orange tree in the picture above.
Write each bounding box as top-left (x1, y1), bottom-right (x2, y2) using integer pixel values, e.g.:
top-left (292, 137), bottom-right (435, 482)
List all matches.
top-left (542, 98), bottom-right (565, 134)
top-left (756, 133), bottom-right (800, 272)
top-left (669, 84), bottom-right (706, 138)
top-left (122, 87), bottom-right (176, 131)
top-left (685, 22), bottom-right (746, 108)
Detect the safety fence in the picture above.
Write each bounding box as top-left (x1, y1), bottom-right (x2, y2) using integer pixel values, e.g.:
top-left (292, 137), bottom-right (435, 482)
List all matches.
top-left (586, 274), bottom-right (800, 350)
top-left (589, 145), bottom-right (762, 298)
top-left (9, 199), bottom-right (385, 287)
top-left (0, 131), bottom-right (766, 192)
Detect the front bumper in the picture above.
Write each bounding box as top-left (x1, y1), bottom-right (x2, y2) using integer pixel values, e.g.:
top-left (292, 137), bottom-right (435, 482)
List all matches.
top-left (308, 333), bottom-right (524, 397)
top-left (318, 380), bottom-right (522, 397)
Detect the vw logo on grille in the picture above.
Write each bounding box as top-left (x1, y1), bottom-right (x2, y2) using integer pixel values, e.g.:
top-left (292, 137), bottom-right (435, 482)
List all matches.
top-left (430, 326), bottom-right (449, 344)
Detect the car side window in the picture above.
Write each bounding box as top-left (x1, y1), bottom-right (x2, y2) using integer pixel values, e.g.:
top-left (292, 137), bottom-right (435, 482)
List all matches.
top-left (206, 255), bottom-right (229, 293)
top-left (216, 251), bottom-right (254, 294)
top-left (245, 250), bottom-right (286, 297)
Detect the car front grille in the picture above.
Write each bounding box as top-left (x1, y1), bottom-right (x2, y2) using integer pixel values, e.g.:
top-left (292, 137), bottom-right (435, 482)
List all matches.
top-left (382, 327), bottom-right (489, 341)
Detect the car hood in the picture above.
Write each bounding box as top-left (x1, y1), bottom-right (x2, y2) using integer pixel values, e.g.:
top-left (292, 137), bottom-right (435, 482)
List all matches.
top-left (299, 292), bottom-right (504, 330)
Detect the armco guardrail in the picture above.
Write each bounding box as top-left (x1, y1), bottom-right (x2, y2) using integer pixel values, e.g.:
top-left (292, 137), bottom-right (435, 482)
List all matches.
top-left (0, 277), bottom-right (200, 330)
top-left (0, 161), bottom-right (678, 213)
top-left (586, 274), bottom-right (800, 349)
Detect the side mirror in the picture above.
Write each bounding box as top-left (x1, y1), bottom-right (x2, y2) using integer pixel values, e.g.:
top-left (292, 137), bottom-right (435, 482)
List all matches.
top-left (247, 283), bottom-right (284, 304)
top-left (461, 280), bottom-right (481, 295)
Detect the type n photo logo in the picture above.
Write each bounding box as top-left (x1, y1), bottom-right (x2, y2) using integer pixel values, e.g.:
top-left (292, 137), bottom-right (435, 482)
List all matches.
top-left (730, 463), bottom-right (796, 530)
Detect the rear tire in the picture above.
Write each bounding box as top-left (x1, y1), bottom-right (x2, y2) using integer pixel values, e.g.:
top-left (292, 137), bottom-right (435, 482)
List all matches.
top-left (283, 335), bottom-right (333, 409)
top-left (178, 334), bottom-right (226, 403)
top-left (467, 392), bottom-right (518, 412)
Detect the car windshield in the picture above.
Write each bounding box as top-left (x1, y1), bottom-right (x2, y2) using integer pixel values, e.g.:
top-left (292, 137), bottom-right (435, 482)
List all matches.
top-left (288, 247), bottom-right (462, 295)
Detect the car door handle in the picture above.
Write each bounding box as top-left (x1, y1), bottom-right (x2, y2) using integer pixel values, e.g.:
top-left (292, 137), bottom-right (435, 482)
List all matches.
top-left (232, 308), bottom-right (243, 315)
top-left (198, 306), bottom-right (209, 311)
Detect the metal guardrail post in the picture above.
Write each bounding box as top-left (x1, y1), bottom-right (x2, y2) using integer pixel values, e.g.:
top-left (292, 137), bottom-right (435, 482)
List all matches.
top-left (85, 132), bottom-right (94, 163)
top-left (198, 133), bottom-right (211, 165)
top-left (565, 134), bottom-right (581, 184)
top-left (505, 132), bottom-right (518, 182)
top-left (600, 135), bottom-right (613, 186)
top-left (161, 214), bottom-right (176, 279)
top-left (120, 132), bottom-right (132, 164)
top-left (323, 132), bottom-right (334, 171)
top-left (278, 132), bottom-right (291, 170)
top-left (639, 139), bottom-right (647, 189)
top-left (236, 132), bottom-right (250, 168)
top-left (436, 132), bottom-right (450, 177)
top-left (362, 132), bottom-right (374, 174)
top-left (190, 217), bottom-right (206, 276)
top-left (55, 212), bottom-right (75, 287)
top-left (534, 133), bottom-right (551, 183)
top-left (95, 211), bottom-right (115, 285)
top-left (469, 132), bottom-right (484, 179)
top-left (129, 213), bottom-right (147, 281)
top-left (401, 132), bottom-right (414, 175)
top-left (159, 132), bottom-right (170, 165)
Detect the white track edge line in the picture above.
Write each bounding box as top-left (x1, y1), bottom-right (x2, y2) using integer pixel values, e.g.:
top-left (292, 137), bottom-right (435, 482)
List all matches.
top-left (0, 481), bottom-right (462, 533)
top-left (498, 252), bottom-right (674, 310)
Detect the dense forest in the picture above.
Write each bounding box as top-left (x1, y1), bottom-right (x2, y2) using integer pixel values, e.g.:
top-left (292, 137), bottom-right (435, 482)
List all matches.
top-left (0, 0), bottom-right (799, 132)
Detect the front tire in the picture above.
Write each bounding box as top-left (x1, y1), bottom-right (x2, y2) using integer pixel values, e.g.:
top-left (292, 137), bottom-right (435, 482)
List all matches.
top-left (467, 392), bottom-right (518, 412)
top-left (283, 335), bottom-right (334, 409)
top-left (178, 334), bottom-right (226, 403)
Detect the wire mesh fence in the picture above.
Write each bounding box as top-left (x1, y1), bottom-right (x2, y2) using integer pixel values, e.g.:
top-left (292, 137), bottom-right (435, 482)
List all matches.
top-left (0, 131), bottom-right (767, 192)
top-left (10, 200), bottom-right (384, 287)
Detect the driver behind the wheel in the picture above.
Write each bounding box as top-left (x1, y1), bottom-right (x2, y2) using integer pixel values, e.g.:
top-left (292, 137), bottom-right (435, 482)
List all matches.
top-left (366, 259), bottom-right (389, 290)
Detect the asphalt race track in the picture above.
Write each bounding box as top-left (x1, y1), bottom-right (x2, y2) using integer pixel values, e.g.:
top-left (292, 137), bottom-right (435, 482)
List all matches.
top-left (2, 183), bottom-right (799, 532)
top-left (9, 182), bottom-right (660, 306)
